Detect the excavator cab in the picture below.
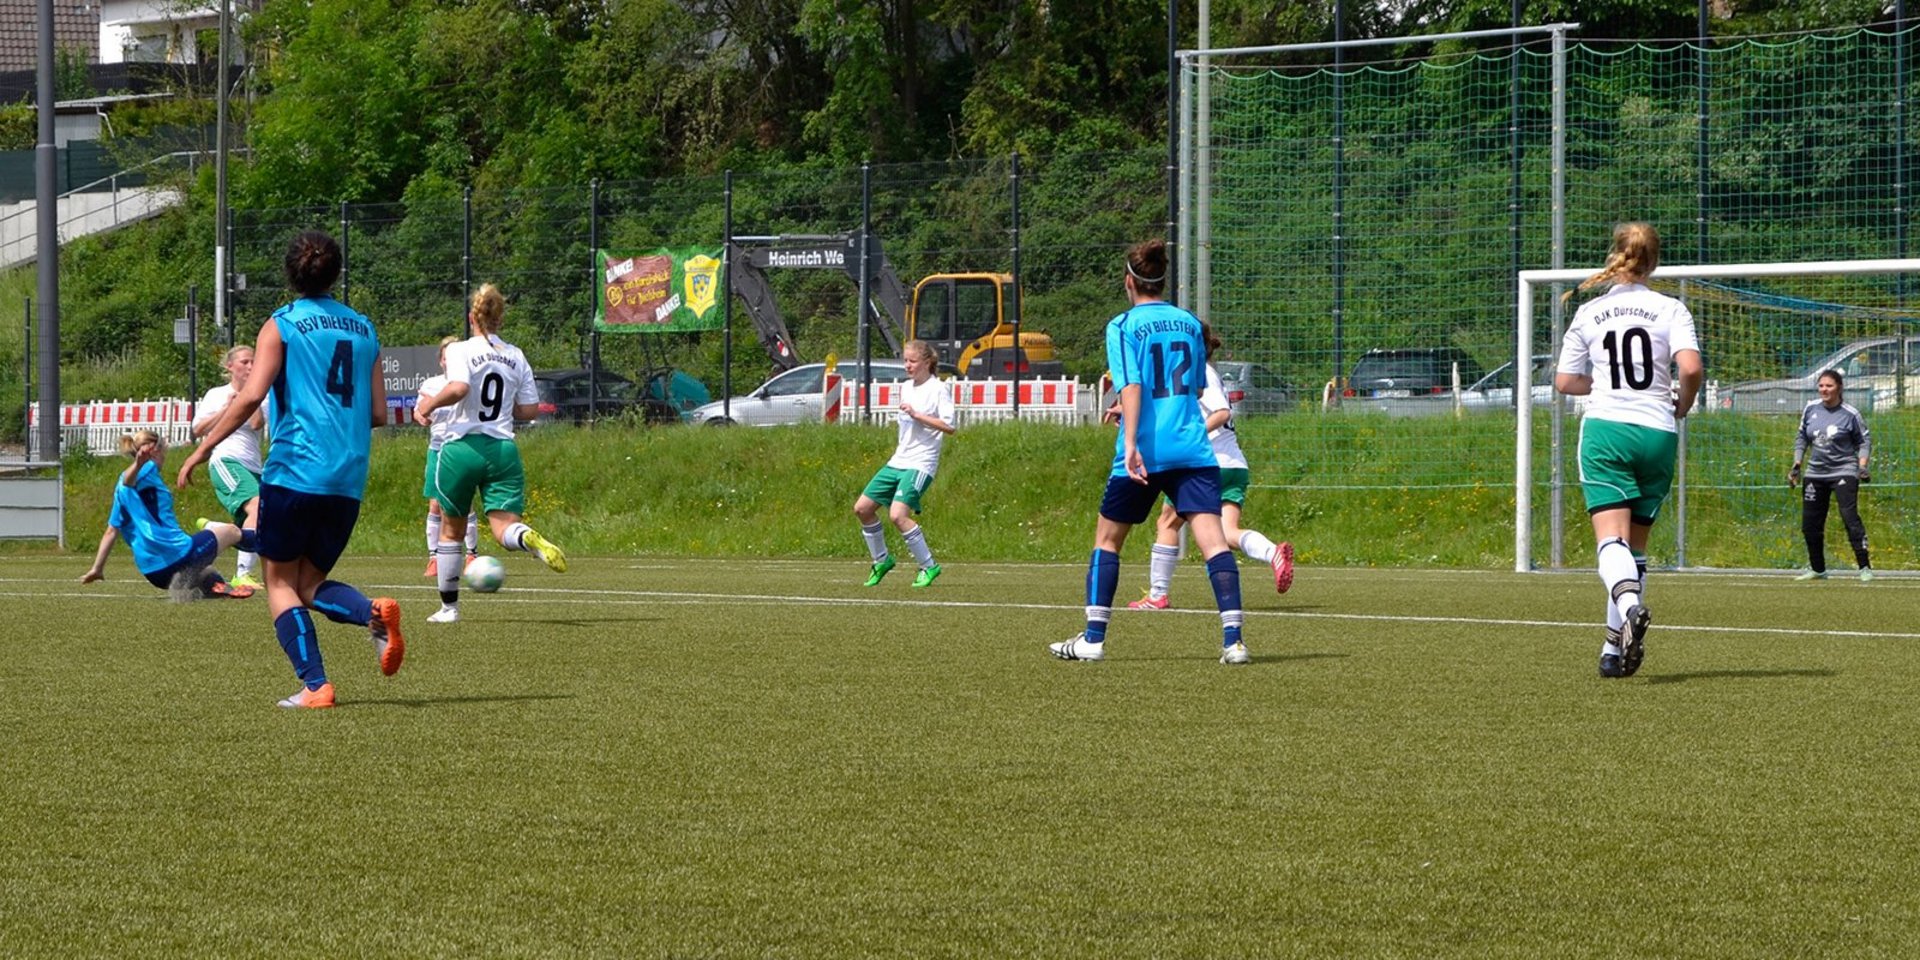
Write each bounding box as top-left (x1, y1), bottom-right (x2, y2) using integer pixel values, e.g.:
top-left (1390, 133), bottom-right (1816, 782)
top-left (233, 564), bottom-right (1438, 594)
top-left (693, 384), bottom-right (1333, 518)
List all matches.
top-left (909, 273), bottom-right (1064, 379)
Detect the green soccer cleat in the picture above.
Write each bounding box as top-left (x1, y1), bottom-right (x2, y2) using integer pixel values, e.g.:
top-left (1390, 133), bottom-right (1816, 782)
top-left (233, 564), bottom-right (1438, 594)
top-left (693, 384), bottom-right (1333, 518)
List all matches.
top-left (1794, 570), bottom-right (1828, 581)
top-left (1860, 568), bottom-right (1875, 582)
top-left (911, 563), bottom-right (943, 588)
top-left (194, 517), bottom-right (213, 532)
top-left (863, 555), bottom-right (896, 587)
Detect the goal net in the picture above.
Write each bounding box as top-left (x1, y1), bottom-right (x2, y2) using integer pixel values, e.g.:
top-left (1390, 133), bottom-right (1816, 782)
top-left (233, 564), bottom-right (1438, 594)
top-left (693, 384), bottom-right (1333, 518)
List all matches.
top-left (1517, 259), bottom-right (1920, 573)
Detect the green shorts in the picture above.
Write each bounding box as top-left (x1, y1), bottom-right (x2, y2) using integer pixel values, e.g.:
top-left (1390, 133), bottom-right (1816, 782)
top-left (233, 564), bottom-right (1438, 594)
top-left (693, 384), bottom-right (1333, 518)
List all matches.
top-left (422, 447), bottom-right (446, 501)
top-left (431, 434), bottom-right (527, 517)
top-left (863, 465), bottom-right (936, 513)
top-left (208, 457), bottom-right (261, 520)
top-left (1218, 467), bottom-right (1250, 507)
top-left (1578, 418), bottom-right (1678, 523)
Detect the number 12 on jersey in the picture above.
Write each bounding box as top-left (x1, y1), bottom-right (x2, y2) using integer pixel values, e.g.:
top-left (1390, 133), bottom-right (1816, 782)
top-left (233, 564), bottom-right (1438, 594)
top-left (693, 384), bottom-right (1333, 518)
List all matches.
top-left (1147, 341), bottom-right (1194, 399)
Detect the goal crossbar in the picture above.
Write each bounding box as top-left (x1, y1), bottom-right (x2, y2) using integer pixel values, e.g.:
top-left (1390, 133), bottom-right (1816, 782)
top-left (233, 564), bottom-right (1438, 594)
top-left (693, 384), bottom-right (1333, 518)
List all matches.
top-left (1514, 258), bottom-right (1920, 572)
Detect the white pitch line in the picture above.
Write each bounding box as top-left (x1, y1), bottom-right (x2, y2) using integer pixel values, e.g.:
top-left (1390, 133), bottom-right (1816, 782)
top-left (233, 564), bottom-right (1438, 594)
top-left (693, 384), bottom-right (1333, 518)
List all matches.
top-left (9, 576), bottom-right (1920, 640)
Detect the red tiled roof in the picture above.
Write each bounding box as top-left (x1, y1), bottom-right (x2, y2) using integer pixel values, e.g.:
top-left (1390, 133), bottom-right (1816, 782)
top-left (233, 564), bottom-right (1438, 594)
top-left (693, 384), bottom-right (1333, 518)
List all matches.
top-left (0, 1), bottom-right (101, 73)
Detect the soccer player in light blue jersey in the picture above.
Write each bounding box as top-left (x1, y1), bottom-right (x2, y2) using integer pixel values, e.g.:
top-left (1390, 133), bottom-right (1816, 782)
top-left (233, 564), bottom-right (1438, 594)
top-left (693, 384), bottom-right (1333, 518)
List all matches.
top-left (1049, 239), bottom-right (1249, 665)
top-left (180, 231), bottom-right (404, 709)
top-left (80, 430), bottom-right (256, 599)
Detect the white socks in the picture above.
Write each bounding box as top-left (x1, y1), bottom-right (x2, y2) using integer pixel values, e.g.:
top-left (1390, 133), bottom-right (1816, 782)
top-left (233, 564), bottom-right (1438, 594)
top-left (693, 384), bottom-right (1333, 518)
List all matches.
top-left (1597, 537), bottom-right (1642, 621)
top-left (902, 524), bottom-right (935, 569)
top-left (235, 550), bottom-right (257, 578)
top-left (861, 522), bottom-right (888, 563)
top-left (1147, 543), bottom-right (1178, 598)
top-left (430, 512), bottom-right (483, 555)
top-left (502, 522), bottom-right (532, 553)
top-left (1237, 530), bottom-right (1278, 564)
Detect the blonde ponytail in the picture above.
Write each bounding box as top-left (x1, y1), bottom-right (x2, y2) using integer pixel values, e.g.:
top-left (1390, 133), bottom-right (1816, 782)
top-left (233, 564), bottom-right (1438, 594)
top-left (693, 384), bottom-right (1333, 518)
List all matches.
top-left (1562, 222), bottom-right (1661, 304)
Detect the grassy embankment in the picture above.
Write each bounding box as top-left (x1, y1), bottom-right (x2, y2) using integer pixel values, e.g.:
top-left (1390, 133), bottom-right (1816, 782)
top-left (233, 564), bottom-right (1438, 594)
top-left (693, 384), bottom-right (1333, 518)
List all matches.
top-left (24, 409), bottom-right (1917, 570)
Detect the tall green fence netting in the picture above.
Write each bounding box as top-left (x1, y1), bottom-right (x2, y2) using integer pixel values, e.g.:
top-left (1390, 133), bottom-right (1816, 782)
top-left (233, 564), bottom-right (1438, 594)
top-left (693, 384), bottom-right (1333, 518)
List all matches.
top-left (1190, 27), bottom-right (1920, 570)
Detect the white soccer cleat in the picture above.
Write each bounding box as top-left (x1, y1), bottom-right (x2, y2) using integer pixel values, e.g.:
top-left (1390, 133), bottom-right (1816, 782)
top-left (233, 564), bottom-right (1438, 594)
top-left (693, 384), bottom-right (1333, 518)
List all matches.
top-left (426, 604), bottom-right (460, 624)
top-left (1049, 633), bottom-right (1105, 661)
top-left (1220, 642), bottom-right (1251, 665)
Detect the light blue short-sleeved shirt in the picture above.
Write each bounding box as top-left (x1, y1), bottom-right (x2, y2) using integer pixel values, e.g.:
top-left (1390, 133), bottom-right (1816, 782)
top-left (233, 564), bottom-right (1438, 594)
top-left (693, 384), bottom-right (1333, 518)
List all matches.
top-left (1105, 301), bottom-right (1214, 476)
top-left (263, 297), bottom-right (381, 499)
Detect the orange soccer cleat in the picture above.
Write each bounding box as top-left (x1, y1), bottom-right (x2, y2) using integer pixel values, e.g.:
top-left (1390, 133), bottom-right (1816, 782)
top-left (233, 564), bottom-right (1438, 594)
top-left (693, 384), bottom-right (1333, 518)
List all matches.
top-left (277, 682), bottom-right (336, 709)
top-left (370, 598), bottom-right (405, 677)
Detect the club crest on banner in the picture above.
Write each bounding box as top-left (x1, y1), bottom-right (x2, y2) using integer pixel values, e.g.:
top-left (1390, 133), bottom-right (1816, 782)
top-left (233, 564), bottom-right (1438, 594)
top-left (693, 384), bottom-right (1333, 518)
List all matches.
top-left (684, 254), bottom-right (720, 317)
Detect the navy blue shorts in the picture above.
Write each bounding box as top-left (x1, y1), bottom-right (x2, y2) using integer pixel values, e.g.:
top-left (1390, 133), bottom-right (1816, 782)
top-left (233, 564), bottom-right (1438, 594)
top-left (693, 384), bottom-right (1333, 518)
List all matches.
top-left (257, 484), bottom-right (362, 574)
top-left (143, 530), bottom-right (222, 589)
top-left (1099, 466), bottom-right (1223, 525)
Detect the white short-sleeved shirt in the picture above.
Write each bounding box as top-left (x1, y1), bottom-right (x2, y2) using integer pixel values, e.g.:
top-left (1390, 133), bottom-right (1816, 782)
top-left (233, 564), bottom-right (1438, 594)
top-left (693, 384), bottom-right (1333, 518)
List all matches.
top-left (417, 374), bottom-right (457, 451)
top-left (443, 333), bottom-right (539, 441)
top-left (887, 377), bottom-right (956, 474)
top-left (198, 383), bottom-right (264, 473)
top-left (1200, 364), bottom-right (1248, 470)
top-left (1557, 282), bottom-right (1700, 433)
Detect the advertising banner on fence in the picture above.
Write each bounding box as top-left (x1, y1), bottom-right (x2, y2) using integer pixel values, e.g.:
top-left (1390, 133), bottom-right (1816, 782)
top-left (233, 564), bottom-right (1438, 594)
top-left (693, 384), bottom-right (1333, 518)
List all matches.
top-left (594, 247), bottom-right (723, 333)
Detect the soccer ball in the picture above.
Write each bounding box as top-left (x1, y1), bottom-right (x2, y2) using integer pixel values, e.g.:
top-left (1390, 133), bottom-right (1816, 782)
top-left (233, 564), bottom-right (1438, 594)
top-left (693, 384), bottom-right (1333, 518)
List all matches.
top-left (462, 555), bottom-right (507, 593)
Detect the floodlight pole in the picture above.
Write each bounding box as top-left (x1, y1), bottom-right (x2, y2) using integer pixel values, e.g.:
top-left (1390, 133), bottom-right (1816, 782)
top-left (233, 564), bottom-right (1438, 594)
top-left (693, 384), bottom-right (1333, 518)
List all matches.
top-left (34, 0), bottom-right (59, 461)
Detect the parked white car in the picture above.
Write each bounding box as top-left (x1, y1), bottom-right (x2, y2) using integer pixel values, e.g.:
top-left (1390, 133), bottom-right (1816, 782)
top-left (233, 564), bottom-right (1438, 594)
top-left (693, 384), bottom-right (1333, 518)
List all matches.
top-left (686, 360), bottom-right (910, 426)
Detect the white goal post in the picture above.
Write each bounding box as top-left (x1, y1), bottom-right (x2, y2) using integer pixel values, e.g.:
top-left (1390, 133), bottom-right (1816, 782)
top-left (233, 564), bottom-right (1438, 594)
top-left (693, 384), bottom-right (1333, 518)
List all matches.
top-left (1513, 257), bottom-right (1920, 573)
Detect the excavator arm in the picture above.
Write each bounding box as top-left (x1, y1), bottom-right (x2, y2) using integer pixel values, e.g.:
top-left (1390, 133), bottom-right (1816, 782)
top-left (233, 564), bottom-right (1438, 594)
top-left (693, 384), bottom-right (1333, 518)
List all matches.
top-left (726, 240), bottom-right (803, 372)
top-left (728, 233), bottom-right (910, 371)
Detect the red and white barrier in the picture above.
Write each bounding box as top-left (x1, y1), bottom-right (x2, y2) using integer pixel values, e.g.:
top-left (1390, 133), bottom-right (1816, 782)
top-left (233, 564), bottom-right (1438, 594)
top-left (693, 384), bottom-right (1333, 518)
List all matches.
top-left (821, 367), bottom-right (844, 423)
top-left (833, 378), bottom-right (1089, 426)
top-left (26, 398), bottom-right (195, 455)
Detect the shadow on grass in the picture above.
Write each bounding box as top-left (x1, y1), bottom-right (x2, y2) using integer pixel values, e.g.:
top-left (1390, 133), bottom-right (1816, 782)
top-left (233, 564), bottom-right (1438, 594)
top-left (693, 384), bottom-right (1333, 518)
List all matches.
top-left (1110, 652), bottom-right (1349, 666)
top-left (343, 693), bottom-right (576, 709)
top-left (480, 617), bottom-right (665, 627)
top-left (1644, 668), bottom-right (1837, 685)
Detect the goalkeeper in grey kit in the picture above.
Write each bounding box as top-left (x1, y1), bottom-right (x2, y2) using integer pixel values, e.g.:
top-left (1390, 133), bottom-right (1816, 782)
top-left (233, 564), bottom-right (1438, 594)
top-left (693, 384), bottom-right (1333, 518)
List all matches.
top-left (1789, 368), bottom-right (1873, 581)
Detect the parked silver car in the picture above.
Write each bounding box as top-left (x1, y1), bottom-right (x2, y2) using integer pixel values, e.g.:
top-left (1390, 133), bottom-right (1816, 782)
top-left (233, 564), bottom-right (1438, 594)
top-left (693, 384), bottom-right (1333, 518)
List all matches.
top-left (1715, 336), bottom-right (1920, 413)
top-left (687, 360), bottom-right (910, 426)
top-left (1459, 354), bottom-right (1558, 409)
top-left (1213, 360), bottom-right (1296, 414)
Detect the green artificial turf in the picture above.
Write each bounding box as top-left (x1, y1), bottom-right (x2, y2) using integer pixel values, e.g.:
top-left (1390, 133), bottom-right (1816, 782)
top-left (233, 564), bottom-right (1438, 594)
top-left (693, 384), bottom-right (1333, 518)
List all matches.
top-left (2, 557), bottom-right (1916, 957)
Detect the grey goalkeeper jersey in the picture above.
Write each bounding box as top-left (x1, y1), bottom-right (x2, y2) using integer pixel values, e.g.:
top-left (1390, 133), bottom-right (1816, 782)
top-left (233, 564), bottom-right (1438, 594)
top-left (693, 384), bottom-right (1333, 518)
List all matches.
top-left (1795, 400), bottom-right (1871, 479)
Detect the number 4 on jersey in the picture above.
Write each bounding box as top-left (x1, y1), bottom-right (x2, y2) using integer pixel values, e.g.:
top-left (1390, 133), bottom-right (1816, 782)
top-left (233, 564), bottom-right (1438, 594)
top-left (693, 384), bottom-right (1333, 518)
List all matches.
top-left (325, 341), bottom-right (357, 408)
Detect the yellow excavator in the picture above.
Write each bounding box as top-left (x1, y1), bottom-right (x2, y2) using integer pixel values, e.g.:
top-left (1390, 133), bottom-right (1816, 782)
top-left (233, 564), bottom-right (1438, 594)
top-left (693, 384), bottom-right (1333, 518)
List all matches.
top-left (729, 233), bottom-right (1064, 378)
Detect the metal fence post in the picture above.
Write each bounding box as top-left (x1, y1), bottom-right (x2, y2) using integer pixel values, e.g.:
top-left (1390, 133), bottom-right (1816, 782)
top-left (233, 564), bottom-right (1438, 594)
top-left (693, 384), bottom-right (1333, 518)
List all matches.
top-left (588, 178), bottom-right (600, 420)
top-left (338, 200), bottom-right (350, 305)
top-left (858, 161), bottom-right (872, 420)
top-left (723, 170), bottom-right (733, 424)
top-left (1010, 151), bottom-right (1022, 417)
top-left (462, 185), bottom-right (473, 332)
top-left (21, 296), bottom-right (29, 447)
top-left (187, 285), bottom-right (199, 416)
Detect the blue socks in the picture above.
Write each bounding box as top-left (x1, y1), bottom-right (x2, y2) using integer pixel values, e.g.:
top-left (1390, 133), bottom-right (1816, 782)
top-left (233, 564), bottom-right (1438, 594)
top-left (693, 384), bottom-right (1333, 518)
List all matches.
top-left (311, 580), bottom-right (372, 627)
top-left (274, 608), bottom-right (328, 690)
top-left (1206, 551), bottom-right (1244, 647)
top-left (1084, 549), bottom-right (1120, 642)
top-left (237, 529), bottom-right (258, 553)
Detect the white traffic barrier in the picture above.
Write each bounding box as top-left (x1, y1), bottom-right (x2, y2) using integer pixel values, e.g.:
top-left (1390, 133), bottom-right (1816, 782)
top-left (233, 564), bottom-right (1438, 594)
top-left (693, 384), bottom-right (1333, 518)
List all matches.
top-left (27, 398), bottom-right (194, 456)
top-left (833, 378), bottom-right (1088, 426)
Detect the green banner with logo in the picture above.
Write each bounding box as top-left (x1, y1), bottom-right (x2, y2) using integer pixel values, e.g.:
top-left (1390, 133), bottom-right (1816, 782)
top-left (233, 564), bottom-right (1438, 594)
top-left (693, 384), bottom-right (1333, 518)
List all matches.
top-left (594, 248), bottom-right (723, 333)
